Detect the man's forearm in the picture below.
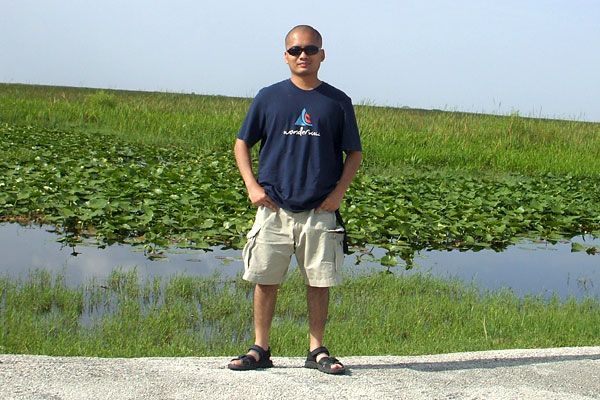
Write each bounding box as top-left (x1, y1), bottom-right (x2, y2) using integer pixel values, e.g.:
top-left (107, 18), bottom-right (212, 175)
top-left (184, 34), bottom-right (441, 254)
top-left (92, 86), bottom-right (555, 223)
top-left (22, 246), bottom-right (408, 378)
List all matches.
top-left (234, 138), bottom-right (279, 210)
top-left (234, 138), bottom-right (259, 191)
top-left (317, 150), bottom-right (362, 212)
top-left (334, 151), bottom-right (362, 195)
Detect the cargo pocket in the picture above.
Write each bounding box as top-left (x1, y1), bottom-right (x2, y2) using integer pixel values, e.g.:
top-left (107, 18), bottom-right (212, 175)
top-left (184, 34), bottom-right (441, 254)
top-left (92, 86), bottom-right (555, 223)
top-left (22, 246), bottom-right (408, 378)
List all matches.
top-left (307, 229), bottom-right (344, 286)
top-left (242, 224), bottom-right (262, 270)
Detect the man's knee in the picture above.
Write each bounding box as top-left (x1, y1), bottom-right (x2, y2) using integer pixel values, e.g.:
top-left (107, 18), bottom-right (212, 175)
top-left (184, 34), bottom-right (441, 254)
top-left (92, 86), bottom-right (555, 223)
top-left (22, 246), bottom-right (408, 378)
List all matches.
top-left (256, 283), bottom-right (279, 295)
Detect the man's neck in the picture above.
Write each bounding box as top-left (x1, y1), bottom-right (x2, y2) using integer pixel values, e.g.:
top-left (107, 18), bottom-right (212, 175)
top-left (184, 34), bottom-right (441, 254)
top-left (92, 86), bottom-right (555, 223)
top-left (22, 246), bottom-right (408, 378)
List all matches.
top-left (290, 75), bottom-right (322, 91)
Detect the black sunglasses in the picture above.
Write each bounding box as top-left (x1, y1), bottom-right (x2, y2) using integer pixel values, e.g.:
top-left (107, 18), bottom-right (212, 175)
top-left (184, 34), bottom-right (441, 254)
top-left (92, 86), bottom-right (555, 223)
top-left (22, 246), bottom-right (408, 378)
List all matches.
top-left (286, 45), bottom-right (320, 57)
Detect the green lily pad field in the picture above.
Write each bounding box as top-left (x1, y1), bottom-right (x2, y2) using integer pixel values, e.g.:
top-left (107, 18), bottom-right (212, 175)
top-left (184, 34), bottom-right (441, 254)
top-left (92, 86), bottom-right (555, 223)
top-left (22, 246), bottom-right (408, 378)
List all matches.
top-left (1, 122), bottom-right (599, 267)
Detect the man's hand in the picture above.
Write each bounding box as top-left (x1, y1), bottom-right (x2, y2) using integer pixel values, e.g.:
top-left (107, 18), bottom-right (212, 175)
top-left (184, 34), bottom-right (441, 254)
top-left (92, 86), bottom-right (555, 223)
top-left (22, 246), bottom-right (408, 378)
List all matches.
top-left (317, 189), bottom-right (344, 212)
top-left (248, 184), bottom-right (279, 211)
top-left (316, 151), bottom-right (362, 213)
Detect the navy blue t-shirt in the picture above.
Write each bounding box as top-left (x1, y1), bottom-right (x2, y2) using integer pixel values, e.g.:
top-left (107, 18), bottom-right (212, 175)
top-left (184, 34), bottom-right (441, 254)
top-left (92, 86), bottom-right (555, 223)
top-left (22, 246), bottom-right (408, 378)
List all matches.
top-left (238, 79), bottom-right (362, 212)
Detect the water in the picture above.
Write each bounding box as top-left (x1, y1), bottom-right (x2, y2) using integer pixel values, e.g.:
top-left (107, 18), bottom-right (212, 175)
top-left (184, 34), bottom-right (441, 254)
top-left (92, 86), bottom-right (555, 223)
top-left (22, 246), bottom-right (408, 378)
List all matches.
top-left (1, 223), bottom-right (599, 300)
top-left (366, 242), bottom-right (600, 299)
top-left (0, 223), bottom-right (244, 284)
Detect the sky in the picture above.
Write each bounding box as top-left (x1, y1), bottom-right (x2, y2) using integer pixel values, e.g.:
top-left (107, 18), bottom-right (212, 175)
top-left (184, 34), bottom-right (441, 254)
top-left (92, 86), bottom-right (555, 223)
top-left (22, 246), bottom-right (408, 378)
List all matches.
top-left (2, 0), bottom-right (599, 122)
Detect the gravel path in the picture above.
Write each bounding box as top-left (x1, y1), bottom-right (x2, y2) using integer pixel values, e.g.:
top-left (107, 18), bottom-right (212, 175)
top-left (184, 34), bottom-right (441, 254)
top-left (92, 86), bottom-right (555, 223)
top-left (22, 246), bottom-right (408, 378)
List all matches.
top-left (2, 347), bottom-right (600, 399)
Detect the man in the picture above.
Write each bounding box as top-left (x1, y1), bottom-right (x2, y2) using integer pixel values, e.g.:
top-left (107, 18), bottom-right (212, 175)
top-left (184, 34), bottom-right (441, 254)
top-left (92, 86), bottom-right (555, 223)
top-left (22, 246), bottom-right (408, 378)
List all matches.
top-left (228, 25), bottom-right (362, 375)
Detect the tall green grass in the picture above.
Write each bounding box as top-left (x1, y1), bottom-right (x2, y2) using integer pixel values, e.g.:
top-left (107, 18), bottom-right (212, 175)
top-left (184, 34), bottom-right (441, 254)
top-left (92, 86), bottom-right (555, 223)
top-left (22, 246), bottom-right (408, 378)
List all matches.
top-left (0, 84), bottom-right (247, 150)
top-left (2, 83), bottom-right (599, 176)
top-left (1, 269), bottom-right (599, 357)
top-left (356, 105), bottom-right (600, 176)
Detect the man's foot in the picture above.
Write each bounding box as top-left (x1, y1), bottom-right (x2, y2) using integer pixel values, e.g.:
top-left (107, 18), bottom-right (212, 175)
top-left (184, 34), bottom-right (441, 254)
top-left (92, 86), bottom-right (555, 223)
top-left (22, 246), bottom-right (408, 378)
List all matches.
top-left (228, 345), bottom-right (274, 370)
top-left (304, 346), bottom-right (346, 375)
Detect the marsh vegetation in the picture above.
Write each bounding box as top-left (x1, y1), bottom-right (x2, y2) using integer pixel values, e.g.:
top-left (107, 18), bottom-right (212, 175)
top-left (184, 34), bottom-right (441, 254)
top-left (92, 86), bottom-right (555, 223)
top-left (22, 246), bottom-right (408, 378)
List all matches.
top-left (1, 83), bottom-right (599, 356)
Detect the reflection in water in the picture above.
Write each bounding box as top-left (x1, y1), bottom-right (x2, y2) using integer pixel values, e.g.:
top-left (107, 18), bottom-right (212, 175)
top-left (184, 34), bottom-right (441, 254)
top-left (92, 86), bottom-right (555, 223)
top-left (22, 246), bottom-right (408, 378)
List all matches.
top-left (0, 223), bottom-right (243, 284)
top-left (1, 223), bottom-right (598, 300)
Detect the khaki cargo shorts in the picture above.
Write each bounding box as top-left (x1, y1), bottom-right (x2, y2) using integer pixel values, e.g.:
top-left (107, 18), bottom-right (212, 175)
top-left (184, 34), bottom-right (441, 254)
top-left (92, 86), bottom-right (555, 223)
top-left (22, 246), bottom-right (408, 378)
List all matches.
top-left (242, 206), bottom-right (345, 287)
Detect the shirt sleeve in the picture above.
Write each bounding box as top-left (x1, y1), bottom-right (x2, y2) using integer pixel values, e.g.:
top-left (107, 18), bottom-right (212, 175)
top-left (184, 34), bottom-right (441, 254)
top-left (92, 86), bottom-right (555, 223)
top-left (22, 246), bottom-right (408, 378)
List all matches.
top-left (340, 98), bottom-right (362, 152)
top-left (237, 90), bottom-right (265, 148)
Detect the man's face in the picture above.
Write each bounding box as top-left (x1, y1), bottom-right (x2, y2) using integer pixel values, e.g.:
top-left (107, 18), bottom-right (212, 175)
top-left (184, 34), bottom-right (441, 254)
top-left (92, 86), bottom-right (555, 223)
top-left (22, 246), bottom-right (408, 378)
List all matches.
top-left (284, 30), bottom-right (325, 78)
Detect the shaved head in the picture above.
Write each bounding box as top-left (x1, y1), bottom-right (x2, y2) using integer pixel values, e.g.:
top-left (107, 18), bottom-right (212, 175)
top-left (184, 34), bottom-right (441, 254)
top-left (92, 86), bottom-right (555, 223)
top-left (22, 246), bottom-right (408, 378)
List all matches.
top-left (285, 25), bottom-right (322, 47)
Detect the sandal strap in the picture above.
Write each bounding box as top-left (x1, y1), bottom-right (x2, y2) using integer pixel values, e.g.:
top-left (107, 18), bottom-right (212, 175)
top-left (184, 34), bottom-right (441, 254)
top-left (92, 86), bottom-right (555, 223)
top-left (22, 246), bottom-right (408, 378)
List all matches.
top-left (231, 353), bottom-right (257, 366)
top-left (318, 356), bottom-right (342, 367)
top-left (230, 345), bottom-right (271, 364)
top-left (248, 344), bottom-right (271, 361)
top-left (308, 346), bottom-right (330, 360)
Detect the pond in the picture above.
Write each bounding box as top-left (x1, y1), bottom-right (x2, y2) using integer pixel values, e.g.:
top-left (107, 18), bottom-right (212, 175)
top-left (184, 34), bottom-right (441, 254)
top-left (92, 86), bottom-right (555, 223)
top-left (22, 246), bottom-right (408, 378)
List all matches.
top-left (1, 223), bottom-right (599, 300)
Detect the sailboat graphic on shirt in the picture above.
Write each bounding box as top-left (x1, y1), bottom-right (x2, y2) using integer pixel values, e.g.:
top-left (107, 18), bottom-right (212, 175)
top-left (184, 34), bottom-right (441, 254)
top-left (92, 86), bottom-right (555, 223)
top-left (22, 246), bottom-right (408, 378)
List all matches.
top-left (295, 108), bottom-right (313, 127)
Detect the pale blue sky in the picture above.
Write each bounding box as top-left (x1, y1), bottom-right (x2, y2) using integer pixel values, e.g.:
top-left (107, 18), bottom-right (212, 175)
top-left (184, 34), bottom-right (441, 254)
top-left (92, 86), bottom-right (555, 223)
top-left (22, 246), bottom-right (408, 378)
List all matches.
top-left (2, 0), bottom-right (599, 121)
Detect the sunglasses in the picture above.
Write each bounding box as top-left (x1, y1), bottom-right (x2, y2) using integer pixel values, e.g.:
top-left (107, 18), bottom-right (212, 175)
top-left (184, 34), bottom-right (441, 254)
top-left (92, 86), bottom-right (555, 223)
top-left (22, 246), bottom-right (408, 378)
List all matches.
top-left (286, 45), bottom-right (320, 57)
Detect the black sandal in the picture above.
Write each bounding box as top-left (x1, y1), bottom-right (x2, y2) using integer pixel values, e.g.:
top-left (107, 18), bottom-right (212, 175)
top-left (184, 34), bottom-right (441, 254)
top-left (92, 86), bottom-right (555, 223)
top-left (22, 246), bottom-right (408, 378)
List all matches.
top-left (228, 345), bottom-right (274, 371)
top-left (304, 346), bottom-right (346, 375)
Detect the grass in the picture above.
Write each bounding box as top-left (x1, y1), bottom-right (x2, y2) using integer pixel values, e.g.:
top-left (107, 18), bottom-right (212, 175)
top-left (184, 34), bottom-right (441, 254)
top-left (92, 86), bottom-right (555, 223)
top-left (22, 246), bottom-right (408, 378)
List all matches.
top-left (1, 269), bottom-right (599, 357)
top-left (2, 83), bottom-right (600, 176)
top-left (0, 84), bottom-right (246, 152)
top-left (356, 105), bottom-right (600, 176)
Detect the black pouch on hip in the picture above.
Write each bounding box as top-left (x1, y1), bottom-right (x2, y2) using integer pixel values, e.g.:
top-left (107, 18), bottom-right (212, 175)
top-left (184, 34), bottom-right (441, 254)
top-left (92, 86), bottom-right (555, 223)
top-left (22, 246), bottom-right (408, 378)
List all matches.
top-left (334, 209), bottom-right (350, 255)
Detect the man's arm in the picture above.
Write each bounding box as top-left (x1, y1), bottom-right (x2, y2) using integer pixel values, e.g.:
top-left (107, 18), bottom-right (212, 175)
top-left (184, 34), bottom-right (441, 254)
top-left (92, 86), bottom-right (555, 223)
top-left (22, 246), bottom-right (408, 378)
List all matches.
top-left (233, 138), bottom-right (279, 211)
top-left (317, 150), bottom-right (362, 212)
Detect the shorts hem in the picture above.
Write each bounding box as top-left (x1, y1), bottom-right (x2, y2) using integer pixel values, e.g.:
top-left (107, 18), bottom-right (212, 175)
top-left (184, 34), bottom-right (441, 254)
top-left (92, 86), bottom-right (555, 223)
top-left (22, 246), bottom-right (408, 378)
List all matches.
top-left (305, 277), bottom-right (343, 288)
top-left (242, 272), bottom-right (285, 285)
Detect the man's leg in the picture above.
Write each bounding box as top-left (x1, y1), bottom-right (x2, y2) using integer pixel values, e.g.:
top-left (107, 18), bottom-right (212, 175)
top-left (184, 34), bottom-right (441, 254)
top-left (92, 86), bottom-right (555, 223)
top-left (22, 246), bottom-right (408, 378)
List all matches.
top-left (307, 285), bottom-right (343, 371)
top-left (254, 283), bottom-right (279, 352)
top-left (229, 283), bottom-right (278, 367)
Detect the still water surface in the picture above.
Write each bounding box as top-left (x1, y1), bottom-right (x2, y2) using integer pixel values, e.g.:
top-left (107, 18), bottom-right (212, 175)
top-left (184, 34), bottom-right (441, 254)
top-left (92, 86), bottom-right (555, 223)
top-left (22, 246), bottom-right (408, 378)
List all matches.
top-left (1, 223), bottom-right (599, 300)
